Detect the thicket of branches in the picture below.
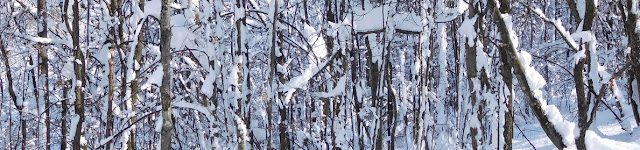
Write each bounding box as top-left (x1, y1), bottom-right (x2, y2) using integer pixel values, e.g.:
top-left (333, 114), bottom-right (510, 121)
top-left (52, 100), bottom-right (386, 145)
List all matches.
top-left (0, 0), bottom-right (638, 149)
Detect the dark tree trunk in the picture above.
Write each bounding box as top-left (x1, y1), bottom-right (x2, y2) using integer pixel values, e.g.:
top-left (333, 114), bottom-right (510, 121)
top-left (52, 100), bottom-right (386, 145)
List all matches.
top-left (160, 0), bottom-right (173, 149)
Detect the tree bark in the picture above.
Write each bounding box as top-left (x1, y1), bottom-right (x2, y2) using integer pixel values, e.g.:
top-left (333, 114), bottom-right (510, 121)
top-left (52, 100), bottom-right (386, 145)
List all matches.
top-left (235, 0), bottom-right (250, 148)
top-left (267, 0), bottom-right (279, 148)
top-left (499, 34), bottom-right (514, 150)
top-left (572, 1), bottom-right (597, 149)
top-left (71, 0), bottom-right (86, 149)
top-left (129, 1), bottom-right (146, 149)
top-left (37, 0), bottom-right (50, 148)
top-left (624, 0), bottom-right (640, 126)
top-left (106, 45), bottom-right (115, 150)
top-left (62, 80), bottom-right (70, 150)
top-left (105, 2), bottom-right (119, 149)
top-left (160, 0), bottom-right (173, 149)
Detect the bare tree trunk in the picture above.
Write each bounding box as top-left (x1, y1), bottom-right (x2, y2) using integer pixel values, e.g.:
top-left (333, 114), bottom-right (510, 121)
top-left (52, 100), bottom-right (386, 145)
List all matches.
top-left (129, 1), bottom-right (146, 149)
top-left (160, 0), bottom-right (173, 149)
top-left (37, 0), bottom-right (50, 148)
top-left (350, 13), bottom-right (364, 150)
top-left (623, 0), bottom-right (640, 126)
top-left (106, 42), bottom-right (115, 150)
top-left (464, 2), bottom-right (486, 149)
top-left (1, 35), bottom-right (23, 150)
top-left (71, 0), bottom-right (86, 149)
top-left (29, 48), bottom-right (40, 149)
top-left (569, 1), bottom-right (597, 149)
top-left (62, 80), bottom-right (70, 150)
top-left (104, 1), bottom-right (122, 148)
top-left (267, 0), bottom-right (279, 147)
top-left (495, 2), bottom-right (515, 148)
top-left (492, 0), bottom-right (565, 149)
top-left (365, 35), bottom-right (383, 150)
top-left (385, 42), bottom-right (397, 150)
top-left (234, 0), bottom-right (250, 148)
top-left (566, 0), bottom-right (582, 23)
top-left (61, 0), bottom-right (73, 148)
top-left (499, 32), bottom-right (514, 150)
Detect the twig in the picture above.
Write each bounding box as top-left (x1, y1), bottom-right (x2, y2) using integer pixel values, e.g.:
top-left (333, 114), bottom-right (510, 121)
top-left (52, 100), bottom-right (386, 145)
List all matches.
top-left (514, 122), bottom-right (537, 150)
top-left (530, 54), bottom-right (574, 77)
top-left (95, 109), bottom-right (160, 149)
top-left (600, 100), bottom-right (627, 131)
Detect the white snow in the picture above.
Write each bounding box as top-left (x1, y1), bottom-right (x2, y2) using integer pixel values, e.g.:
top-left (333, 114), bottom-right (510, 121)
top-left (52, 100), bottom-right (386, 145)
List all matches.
top-left (171, 15), bottom-right (196, 49)
top-left (500, 14), bottom-right (519, 49)
top-left (577, 0), bottom-right (586, 19)
top-left (518, 51), bottom-right (546, 95)
top-left (434, 0), bottom-right (469, 22)
top-left (170, 2), bottom-right (182, 9)
top-left (173, 101), bottom-right (214, 121)
top-left (69, 115), bottom-right (80, 142)
top-left (354, 7), bottom-right (424, 33)
top-left (62, 60), bottom-right (75, 79)
top-left (145, 0), bottom-right (162, 18)
top-left (155, 114), bottom-right (163, 132)
top-left (585, 130), bottom-right (640, 150)
top-left (302, 24), bottom-right (327, 59)
top-left (458, 16), bottom-right (478, 46)
top-left (142, 65), bottom-right (163, 90)
top-left (312, 75), bottom-right (346, 98)
top-left (281, 49), bottom-right (338, 106)
top-left (518, 50), bottom-right (577, 146)
top-left (353, 7), bottom-right (386, 33)
top-left (393, 13), bottom-right (423, 32)
top-left (201, 73), bottom-right (216, 97)
top-left (13, 31), bottom-right (72, 47)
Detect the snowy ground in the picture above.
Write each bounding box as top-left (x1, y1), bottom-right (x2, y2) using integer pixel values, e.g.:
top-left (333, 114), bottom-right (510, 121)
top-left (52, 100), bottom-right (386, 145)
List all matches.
top-left (513, 110), bottom-right (640, 150)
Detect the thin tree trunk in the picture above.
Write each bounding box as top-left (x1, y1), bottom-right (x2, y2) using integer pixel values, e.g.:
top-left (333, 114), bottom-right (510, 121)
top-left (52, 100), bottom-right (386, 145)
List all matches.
top-left (365, 35), bottom-right (383, 150)
top-left (129, 0), bottom-right (146, 149)
top-left (62, 80), bottom-right (70, 150)
top-left (1, 35), bottom-right (23, 150)
top-left (492, 0), bottom-right (565, 148)
top-left (570, 0), bottom-right (597, 149)
top-left (29, 51), bottom-right (40, 149)
top-left (465, 2), bottom-right (484, 149)
top-left (106, 44), bottom-right (115, 150)
top-left (104, 1), bottom-right (122, 149)
top-left (499, 32), bottom-right (514, 150)
top-left (234, 0), bottom-right (249, 148)
top-left (385, 42), bottom-right (396, 149)
top-left (71, 0), bottom-right (86, 149)
top-left (267, 0), bottom-right (279, 147)
top-left (61, 0), bottom-right (72, 148)
top-left (496, 2), bottom-right (515, 148)
top-left (160, 0), bottom-right (173, 149)
top-left (623, 0), bottom-right (640, 126)
top-left (37, 0), bottom-right (50, 148)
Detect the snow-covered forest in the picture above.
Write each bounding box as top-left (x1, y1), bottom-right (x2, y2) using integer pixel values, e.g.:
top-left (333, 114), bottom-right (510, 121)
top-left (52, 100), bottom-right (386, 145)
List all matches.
top-left (0, 0), bottom-right (639, 149)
